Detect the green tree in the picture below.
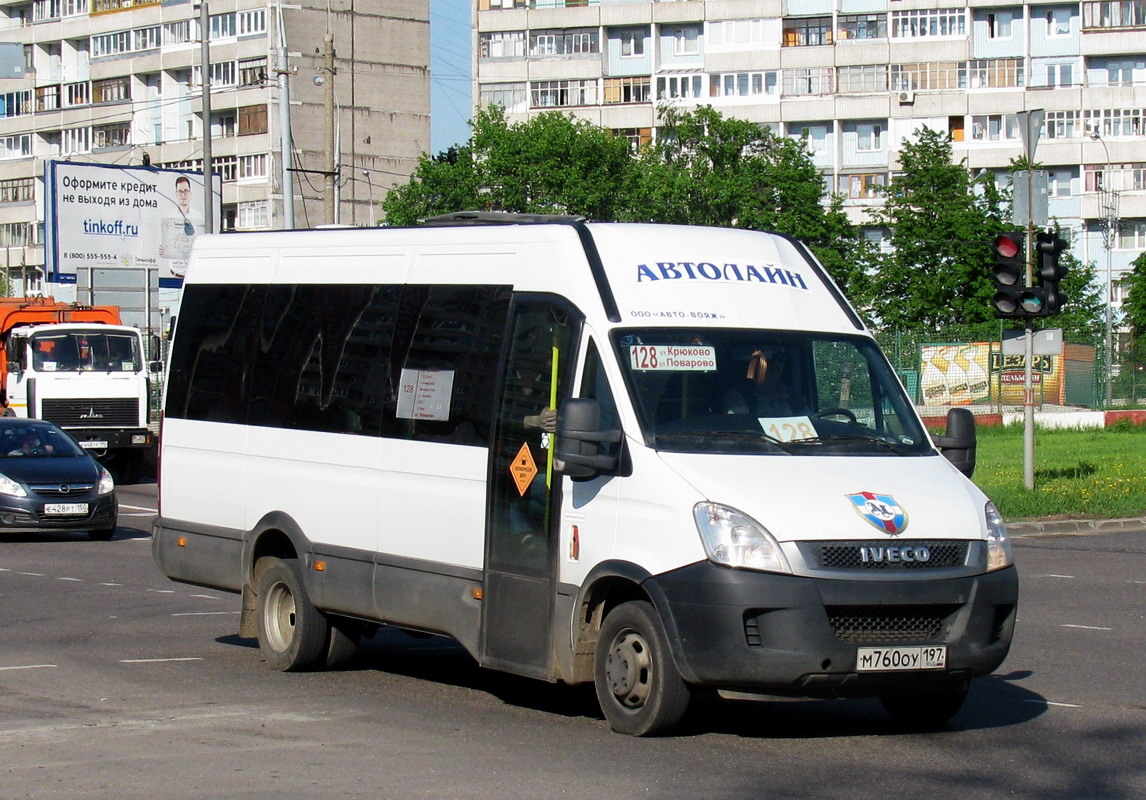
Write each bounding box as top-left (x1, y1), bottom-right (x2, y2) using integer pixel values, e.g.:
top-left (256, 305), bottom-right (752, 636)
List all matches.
top-left (1122, 252), bottom-right (1146, 342)
top-left (870, 128), bottom-right (1009, 332)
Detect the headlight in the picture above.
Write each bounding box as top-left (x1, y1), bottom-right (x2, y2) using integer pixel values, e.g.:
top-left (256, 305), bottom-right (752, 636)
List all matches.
top-left (0, 473), bottom-right (27, 498)
top-left (693, 502), bottom-right (791, 573)
top-left (97, 466), bottom-right (115, 495)
top-left (985, 501), bottom-right (1012, 571)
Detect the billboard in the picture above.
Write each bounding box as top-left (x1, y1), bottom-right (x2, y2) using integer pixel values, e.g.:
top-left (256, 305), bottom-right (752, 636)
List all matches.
top-left (44, 161), bottom-right (222, 287)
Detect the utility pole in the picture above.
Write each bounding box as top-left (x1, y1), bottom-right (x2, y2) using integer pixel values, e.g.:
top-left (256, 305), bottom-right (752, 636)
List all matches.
top-left (198, 0), bottom-right (214, 234)
top-left (276, 4), bottom-right (294, 229)
top-left (323, 29), bottom-right (336, 225)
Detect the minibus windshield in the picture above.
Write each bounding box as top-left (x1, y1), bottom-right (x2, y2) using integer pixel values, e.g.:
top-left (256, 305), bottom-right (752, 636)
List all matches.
top-left (614, 329), bottom-right (932, 456)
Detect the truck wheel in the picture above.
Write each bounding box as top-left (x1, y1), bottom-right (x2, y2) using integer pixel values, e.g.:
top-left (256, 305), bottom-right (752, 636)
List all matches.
top-left (256, 557), bottom-right (329, 671)
top-left (594, 600), bottom-right (690, 736)
top-left (880, 686), bottom-right (968, 727)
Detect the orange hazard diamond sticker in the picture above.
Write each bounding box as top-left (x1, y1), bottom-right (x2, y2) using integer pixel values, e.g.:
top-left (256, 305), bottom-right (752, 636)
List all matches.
top-left (510, 442), bottom-right (538, 496)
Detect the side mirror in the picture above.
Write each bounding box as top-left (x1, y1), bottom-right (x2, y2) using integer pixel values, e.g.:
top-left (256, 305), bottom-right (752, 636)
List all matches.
top-left (554, 398), bottom-right (623, 480)
top-left (6, 361), bottom-right (20, 375)
top-left (147, 361), bottom-right (163, 374)
top-left (932, 407), bottom-right (976, 478)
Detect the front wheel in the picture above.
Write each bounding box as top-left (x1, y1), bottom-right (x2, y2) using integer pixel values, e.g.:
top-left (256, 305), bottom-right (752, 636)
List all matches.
top-left (594, 601), bottom-right (690, 736)
top-left (255, 557), bottom-right (330, 671)
top-left (880, 686), bottom-right (968, 727)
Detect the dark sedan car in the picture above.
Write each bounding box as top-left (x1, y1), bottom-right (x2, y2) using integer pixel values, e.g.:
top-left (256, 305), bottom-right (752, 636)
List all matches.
top-left (0, 419), bottom-right (117, 540)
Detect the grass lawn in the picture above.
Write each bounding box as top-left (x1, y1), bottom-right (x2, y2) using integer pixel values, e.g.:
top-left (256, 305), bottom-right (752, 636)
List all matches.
top-left (971, 423), bottom-right (1146, 521)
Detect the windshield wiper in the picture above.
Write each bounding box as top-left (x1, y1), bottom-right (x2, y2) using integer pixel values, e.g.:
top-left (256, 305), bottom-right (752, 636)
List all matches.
top-left (795, 433), bottom-right (911, 454)
top-left (655, 429), bottom-right (795, 454)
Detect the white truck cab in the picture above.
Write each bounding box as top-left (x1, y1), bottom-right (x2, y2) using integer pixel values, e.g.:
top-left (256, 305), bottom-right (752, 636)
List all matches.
top-left (153, 216), bottom-right (1017, 735)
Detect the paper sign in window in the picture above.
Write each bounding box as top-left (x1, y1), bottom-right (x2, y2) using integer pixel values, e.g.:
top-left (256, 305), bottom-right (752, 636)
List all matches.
top-left (396, 368), bottom-right (455, 421)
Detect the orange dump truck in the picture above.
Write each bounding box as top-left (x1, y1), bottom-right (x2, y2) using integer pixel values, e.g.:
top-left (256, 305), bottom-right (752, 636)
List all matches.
top-left (0, 296), bottom-right (158, 479)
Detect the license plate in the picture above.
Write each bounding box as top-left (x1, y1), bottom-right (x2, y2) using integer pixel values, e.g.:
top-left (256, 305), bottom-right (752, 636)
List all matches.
top-left (44, 503), bottom-right (89, 515)
top-left (857, 646), bottom-right (947, 672)
top-left (79, 441), bottom-right (108, 449)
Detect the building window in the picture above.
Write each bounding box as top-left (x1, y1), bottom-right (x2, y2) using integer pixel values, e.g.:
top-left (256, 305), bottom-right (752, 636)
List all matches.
top-left (238, 104), bottom-right (268, 135)
top-left (61, 0), bottom-right (84, 17)
top-left (92, 76), bottom-right (130, 104)
top-left (968, 59), bottom-right (1024, 89)
top-left (619, 29), bottom-right (645, 57)
top-left (1046, 62), bottom-right (1075, 87)
top-left (239, 57), bottom-right (267, 86)
top-left (480, 31), bottom-right (526, 58)
top-left (706, 18), bottom-right (765, 48)
top-left (61, 126), bottom-right (91, 155)
top-left (789, 123), bottom-right (830, 154)
top-left (237, 200), bottom-right (269, 229)
top-left (479, 83), bottom-right (527, 112)
top-left (891, 9), bottom-right (966, 38)
top-left (64, 81), bottom-right (88, 106)
top-left (210, 12), bottom-right (236, 40)
top-left (847, 173), bottom-right (887, 199)
top-left (237, 9), bottom-right (265, 35)
top-left (530, 28), bottom-right (597, 56)
top-left (1048, 168), bottom-right (1074, 197)
top-left (838, 13), bottom-right (887, 40)
top-left (0, 221), bottom-right (38, 247)
top-left (36, 85), bottom-right (59, 112)
top-left (0, 90), bottom-right (32, 119)
top-left (0, 135), bottom-right (32, 159)
top-left (91, 31), bottom-right (131, 58)
top-left (656, 73), bottom-right (704, 100)
top-left (32, 0), bottom-right (60, 22)
top-left (0, 177), bottom-right (34, 204)
top-left (530, 79), bottom-right (596, 108)
top-left (855, 122), bottom-right (884, 152)
top-left (1117, 219), bottom-right (1146, 249)
top-left (839, 65), bottom-right (888, 93)
top-left (238, 153), bottom-right (268, 180)
top-left (603, 76), bottom-right (650, 104)
top-left (711, 71), bottom-right (777, 98)
top-left (1046, 110), bottom-right (1081, 138)
top-left (1083, 1), bottom-right (1146, 29)
top-left (1084, 108), bottom-right (1145, 137)
top-left (782, 67), bottom-right (834, 96)
top-left (1085, 163), bottom-right (1146, 191)
top-left (783, 16), bottom-right (832, 47)
top-left (986, 11), bottom-right (1014, 38)
top-left (134, 25), bottom-right (160, 51)
top-left (164, 20), bottom-right (192, 46)
top-left (612, 127), bottom-right (651, 151)
top-left (93, 122), bottom-right (130, 149)
top-left (670, 26), bottom-right (700, 55)
top-left (209, 155), bottom-right (236, 181)
top-left (1047, 8), bottom-right (1073, 35)
top-left (971, 114), bottom-right (1020, 141)
top-left (1100, 58), bottom-right (1142, 86)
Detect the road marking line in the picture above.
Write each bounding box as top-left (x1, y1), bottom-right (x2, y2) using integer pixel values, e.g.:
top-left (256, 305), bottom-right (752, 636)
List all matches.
top-left (0, 664), bottom-right (57, 671)
top-left (118, 504), bottom-right (157, 513)
top-left (57, 577), bottom-right (82, 582)
top-left (147, 589), bottom-right (176, 593)
top-left (120, 512), bottom-right (155, 517)
top-left (1024, 699), bottom-right (1083, 708)
top-left (1061, 624), bottom-right (1112, 631)
top-left (119, 657), bottom-right (204, 663)
top-left (18, 572), bottom-right (45, 577)
top-left (189, 594), bottom-right (220, 599)
top-left (1039, 574), bottom-right (1075, 579)
top-left (173, 611), bottom-right (240, 616)
top-left (99, 582), bottom-right (123, 586)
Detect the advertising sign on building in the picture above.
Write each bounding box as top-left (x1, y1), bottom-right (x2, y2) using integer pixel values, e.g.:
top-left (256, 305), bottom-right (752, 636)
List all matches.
top-left (44, 161), bottom-right (221, 287)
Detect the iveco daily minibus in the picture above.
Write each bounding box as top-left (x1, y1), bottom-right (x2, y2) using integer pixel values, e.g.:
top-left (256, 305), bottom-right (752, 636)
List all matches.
top-left (153, 214), bottom-right (1017, 735)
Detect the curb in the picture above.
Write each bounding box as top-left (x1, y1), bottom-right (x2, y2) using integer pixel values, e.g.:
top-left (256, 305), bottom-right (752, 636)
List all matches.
top-left (1006, 516), bottom-right (1146, 537)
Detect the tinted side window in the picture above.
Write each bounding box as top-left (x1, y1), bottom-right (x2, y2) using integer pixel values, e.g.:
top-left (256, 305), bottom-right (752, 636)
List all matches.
top-left (165, 283), bottom-right (266, 423)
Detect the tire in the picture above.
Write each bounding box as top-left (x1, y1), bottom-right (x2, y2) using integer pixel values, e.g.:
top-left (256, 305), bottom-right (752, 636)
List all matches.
top-left (880, 686), bottom-right (968, 727)
top-left (87, 526), bottom-right (115, 541)
top-left (255, 557), bottom-right (330, 671)
top-left (594, 600), bottom-right (690, 736)
top-left (324, 616), bottom-right (361, 670)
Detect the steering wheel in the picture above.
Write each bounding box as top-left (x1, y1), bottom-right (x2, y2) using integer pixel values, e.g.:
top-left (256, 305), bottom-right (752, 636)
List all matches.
top-left (812, 407), bottom-right (858, 423)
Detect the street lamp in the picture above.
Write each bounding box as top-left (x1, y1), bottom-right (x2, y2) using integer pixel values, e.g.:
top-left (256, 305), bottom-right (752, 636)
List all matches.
top-left (362, 169), bottom-right (374, 226)
top-left (1090, 130), bottom-right (1118, 406)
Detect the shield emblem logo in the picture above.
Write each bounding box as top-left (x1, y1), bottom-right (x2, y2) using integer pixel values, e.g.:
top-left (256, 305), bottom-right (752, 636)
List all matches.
top-left (846, 491), bottom-right (908, 535)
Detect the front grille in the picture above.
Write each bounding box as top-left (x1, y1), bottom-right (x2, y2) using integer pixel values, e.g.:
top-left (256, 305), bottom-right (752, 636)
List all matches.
top-left (827, 605), bottom-right (957, 643)
top-left (40, 398), bottom-right (139, 428)
top-left (31, 483), bottom-right (95, 498)
top-left (811, 540), bottom-right (969, 570)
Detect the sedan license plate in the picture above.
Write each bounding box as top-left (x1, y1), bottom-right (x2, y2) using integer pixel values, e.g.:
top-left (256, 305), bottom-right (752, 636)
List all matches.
top-left (44, 503), bottom-right (89, 515)
top-left (857, 646), bottom-right (946, 672)
top-left (79, 441), bottom-right (108, 449)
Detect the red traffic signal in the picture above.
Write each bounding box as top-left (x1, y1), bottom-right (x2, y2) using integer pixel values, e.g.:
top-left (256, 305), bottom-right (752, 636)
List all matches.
top-left (991, 232), bottom-right (1026, 318)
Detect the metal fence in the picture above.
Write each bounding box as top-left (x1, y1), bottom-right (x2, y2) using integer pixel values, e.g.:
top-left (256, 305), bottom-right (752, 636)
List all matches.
top-left (872, 325), bottom-right (1140, 414)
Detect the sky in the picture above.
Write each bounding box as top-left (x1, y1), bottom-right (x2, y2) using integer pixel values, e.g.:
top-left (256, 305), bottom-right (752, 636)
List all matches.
top-left (430, 0), bottom-right (473, 154)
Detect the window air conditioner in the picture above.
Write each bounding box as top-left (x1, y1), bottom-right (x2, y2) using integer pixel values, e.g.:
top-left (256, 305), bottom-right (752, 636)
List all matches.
top-left (898, 91), bottom-right (916, 105)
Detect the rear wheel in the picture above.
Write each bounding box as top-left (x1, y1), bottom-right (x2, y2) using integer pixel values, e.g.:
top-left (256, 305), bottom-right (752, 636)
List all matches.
top-left (594, 600), bottom-right (690, 736)
top-left (255, 557), bottom-right (329, 671)
top-left (880, 686), bottom-right (968, 727)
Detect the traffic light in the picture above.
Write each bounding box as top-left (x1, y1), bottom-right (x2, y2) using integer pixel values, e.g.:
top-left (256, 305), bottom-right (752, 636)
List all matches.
top-left (991, 232), bottom-right (1027, 318)
top-left (1033, 231), bottom-right (1069, 316)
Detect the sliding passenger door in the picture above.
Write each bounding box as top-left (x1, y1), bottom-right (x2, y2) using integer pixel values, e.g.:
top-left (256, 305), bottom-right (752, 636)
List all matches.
top-left (481, 297), bottom-right (579, 678)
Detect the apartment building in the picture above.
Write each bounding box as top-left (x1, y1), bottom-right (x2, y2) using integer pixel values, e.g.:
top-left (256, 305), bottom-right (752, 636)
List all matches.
top-left (474, 0), bottom-right (1146, 310)
top-left (0, 0), bottom-right (429, 305)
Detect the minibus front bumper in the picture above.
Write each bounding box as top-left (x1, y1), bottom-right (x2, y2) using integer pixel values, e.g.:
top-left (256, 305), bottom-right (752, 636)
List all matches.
top-left (646, 561), bottom-right (1018, 696)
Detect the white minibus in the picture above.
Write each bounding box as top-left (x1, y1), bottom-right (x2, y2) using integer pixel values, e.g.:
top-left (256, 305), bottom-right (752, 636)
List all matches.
top-left (153, 214), bottom-right (1017, 735)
